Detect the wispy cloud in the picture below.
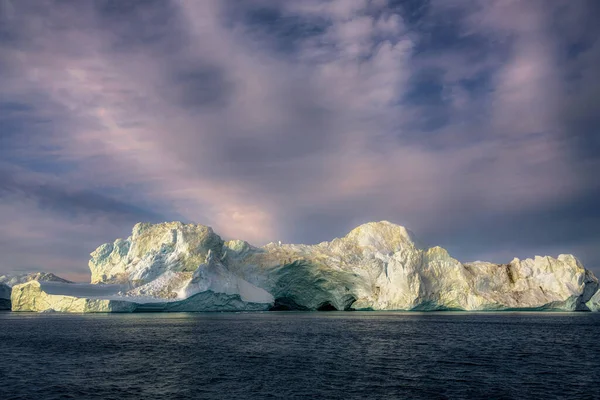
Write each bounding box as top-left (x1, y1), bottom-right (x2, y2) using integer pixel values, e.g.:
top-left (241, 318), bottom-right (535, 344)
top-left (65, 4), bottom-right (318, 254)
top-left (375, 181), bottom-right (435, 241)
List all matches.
top-left (0, 0), bottom-right (599, 279)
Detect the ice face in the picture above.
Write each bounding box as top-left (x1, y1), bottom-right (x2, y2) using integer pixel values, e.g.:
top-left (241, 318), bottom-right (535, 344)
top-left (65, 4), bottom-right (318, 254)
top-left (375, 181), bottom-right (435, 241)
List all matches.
top-left (179, 250), bottom-right (274, 304)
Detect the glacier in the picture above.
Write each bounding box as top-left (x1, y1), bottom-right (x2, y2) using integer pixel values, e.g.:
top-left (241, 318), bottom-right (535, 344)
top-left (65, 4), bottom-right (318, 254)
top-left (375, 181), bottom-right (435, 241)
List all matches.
top-left (8, 220), bottom-right (600, 313)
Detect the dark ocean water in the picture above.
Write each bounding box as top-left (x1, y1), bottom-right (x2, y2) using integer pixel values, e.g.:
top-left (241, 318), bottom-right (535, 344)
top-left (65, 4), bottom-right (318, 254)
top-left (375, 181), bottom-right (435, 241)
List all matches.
top-left (1, 312), bottom-right (599, 400)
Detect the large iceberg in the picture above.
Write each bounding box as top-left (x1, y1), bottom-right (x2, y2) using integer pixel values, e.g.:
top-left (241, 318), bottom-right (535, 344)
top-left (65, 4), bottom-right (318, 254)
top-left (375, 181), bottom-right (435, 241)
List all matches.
top-left (10, 221), bottom-right (600, 313)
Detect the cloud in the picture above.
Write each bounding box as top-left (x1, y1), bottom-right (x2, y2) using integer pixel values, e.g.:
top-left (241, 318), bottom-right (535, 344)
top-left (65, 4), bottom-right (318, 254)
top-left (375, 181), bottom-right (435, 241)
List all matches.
top-left (0, 166), bottom-right (164, 222)
top-left (0, 0), bottom-right (599, 279)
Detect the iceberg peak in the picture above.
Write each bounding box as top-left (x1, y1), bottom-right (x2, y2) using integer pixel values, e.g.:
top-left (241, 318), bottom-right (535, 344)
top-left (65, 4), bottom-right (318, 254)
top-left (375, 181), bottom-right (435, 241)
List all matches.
top-left (344, 220), bottom-right (419, 251)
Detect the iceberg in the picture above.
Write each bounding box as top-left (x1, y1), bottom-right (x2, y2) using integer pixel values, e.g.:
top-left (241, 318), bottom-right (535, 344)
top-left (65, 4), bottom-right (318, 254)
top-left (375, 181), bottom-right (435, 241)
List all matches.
top-left (0, 271), bottom-right (75, 311)
top-left (11, 281), bottom-right (137, 313)
top-left (10, 220), bottom-right (600, 313)
top-left (10, 280), bottom-right (271, 313)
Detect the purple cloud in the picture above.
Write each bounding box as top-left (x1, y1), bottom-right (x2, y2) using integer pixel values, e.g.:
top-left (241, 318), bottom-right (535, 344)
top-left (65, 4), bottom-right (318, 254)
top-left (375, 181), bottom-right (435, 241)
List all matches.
top-left (0, 0), bottom-right (599, 280)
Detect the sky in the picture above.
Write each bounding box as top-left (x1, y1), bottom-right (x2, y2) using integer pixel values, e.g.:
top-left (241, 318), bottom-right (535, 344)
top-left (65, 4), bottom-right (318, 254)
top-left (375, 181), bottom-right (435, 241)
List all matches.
top-left (0, 0), bottom-right (599, 281)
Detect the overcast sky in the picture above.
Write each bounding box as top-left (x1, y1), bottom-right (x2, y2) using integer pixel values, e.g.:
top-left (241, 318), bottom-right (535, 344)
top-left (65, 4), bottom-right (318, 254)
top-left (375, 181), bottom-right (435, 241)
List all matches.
top-left (1, 0), bottom-right (599, 281)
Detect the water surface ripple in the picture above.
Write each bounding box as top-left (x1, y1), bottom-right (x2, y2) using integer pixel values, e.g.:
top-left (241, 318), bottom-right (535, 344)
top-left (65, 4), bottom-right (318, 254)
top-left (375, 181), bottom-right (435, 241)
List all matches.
top-left (1, 311), bottom-right (599, 399)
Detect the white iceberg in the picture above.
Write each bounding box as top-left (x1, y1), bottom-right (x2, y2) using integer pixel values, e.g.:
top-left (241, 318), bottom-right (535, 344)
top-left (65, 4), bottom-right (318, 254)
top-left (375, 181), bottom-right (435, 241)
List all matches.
top-left (11, 220), bottom-right (600, 313)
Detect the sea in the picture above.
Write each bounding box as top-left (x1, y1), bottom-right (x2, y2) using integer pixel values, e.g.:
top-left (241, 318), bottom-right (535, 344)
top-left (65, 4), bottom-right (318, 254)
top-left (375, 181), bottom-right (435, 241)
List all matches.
top-left (1, 311), bottom-right (599, 400)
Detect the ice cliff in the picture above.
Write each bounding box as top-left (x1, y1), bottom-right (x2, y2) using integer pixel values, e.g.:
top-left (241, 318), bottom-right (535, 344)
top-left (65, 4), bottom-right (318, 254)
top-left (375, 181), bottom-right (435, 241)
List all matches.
top-left (10, 221), bottom-right (600, 313)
